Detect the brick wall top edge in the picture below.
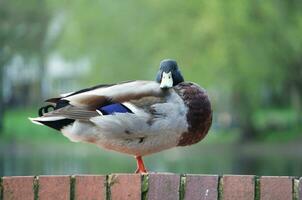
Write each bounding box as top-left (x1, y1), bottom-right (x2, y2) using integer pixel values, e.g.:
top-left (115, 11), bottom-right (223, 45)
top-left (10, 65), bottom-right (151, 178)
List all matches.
top-left (223, 175), bottom-right (255, 177)
top-left (260, 176), bottom-right (293, 179)
top-left (1, 174), bottom-right (301, 178)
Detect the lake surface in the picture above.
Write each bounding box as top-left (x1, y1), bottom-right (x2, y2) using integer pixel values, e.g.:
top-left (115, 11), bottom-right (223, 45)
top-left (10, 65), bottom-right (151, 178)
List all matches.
top-left (0, 140), bottom-right (302, 176)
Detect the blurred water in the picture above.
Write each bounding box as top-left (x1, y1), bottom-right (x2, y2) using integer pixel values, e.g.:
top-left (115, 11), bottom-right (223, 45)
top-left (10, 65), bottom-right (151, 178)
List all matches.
top-left (0, 140), bottom-right (302, 176)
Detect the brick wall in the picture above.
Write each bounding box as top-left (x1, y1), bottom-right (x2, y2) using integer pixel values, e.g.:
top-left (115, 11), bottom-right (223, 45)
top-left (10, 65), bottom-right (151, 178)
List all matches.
top-left (0, 173), bottom-right (301, 200)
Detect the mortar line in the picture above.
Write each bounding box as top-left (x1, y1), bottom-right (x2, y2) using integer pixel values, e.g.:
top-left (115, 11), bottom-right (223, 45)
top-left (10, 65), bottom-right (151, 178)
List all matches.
top-left (218, 175), bottom-right (223, 200)
top-left (70, 175), bottom-right (75, 200)
top-left (0, 176), bottom-right (3, 200)
top-left (179, 174), bottom-right (186, 200)
top-left (106, 174), bottom-right (111, 200)
top-left (33, 176), bottom-right (39, 200)
top-left (254, 176), bottom-right (260, 200)
top-left (141, 174), bottom-right (149, 200)
top-left (293, 177), bottom-right (299, 200)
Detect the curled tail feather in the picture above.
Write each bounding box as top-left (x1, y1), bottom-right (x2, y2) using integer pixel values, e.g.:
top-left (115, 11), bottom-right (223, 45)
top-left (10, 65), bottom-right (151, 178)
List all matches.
top-left (30, 102), bottom-right (74, 131)
top-left (38, 105), bottom-right (55, 117)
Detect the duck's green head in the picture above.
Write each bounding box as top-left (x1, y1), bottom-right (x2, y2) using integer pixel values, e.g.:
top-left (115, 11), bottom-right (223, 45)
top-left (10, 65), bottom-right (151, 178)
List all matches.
top-left (156, 59), bottom-right (184, 89)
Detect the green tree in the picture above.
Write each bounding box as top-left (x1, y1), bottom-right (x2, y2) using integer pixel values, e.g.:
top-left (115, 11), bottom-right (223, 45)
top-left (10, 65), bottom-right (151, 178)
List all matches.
top-left (0, 0), bottom-right (52, 131)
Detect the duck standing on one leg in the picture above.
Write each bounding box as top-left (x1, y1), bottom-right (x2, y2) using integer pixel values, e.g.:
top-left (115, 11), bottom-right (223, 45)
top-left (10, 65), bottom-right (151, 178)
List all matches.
top-left (30, 59), bottom-right (212, 173)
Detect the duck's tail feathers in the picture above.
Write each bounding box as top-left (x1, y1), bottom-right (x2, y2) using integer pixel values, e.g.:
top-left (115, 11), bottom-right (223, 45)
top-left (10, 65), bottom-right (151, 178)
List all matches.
top-left (29, 116), bottom-right (75, 131)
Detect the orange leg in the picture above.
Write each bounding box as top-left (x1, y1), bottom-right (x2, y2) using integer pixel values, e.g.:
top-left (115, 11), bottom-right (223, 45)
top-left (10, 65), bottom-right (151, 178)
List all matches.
top-left (135, 156), bottom-right (147, 173)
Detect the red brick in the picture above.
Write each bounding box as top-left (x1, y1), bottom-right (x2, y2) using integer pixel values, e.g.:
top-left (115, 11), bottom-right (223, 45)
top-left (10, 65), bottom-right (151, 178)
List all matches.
top-left (148, 173), bottom-right (180, 200)
top-left (39, 176), bottom-right (70, 200)
top-left (110, 174), bottom-right (141, 200)
top-left (260, 176), bottom-right (292, 200)
top-left (223, 175), bottom-right (255, 200)
top-left (75, 175), bottom-right (106, 200)
top-left (184, 175), bottom-right (218, 200)
top-left (2, 176), bottom-right (34, 200)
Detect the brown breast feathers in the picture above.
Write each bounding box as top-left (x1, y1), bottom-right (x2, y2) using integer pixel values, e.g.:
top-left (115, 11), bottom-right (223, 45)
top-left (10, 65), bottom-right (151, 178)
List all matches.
top-left (174, 82), bottom-right (213, 146)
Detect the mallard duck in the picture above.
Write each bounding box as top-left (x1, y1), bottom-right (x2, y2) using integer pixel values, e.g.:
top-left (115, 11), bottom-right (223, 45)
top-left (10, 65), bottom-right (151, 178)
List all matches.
top-left (30, 59), bottom-right (212, 173)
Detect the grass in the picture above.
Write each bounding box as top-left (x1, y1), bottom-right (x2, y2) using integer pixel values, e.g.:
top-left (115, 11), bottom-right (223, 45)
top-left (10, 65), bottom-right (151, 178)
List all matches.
top-left (260, 128), bottom-right (302, 142)
top-left (253, 108), bottom-right (302, 142)
top-left (253, 108), bottom-right (298, 129)
top-left (2, 108), bottom-right (70, 143)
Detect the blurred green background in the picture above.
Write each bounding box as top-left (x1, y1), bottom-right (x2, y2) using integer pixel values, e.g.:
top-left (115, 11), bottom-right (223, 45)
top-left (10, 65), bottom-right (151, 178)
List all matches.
top-left (0, 0), bottom-right (302, 176)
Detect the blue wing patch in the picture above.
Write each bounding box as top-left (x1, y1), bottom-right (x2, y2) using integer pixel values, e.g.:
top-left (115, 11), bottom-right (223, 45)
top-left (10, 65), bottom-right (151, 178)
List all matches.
top-left (98, 103), bottom-right (133, 115)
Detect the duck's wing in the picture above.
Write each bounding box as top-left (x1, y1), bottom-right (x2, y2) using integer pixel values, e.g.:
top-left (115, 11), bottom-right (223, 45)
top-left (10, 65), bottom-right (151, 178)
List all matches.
top-left (30, 81), bottom-right (165, 129)
top-left (61, 81), bottom-right (163, 109)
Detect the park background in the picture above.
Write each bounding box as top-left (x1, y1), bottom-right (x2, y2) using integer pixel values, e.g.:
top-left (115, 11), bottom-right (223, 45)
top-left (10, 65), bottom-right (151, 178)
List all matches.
top-left (0, 0), bottom-right (301, 176)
